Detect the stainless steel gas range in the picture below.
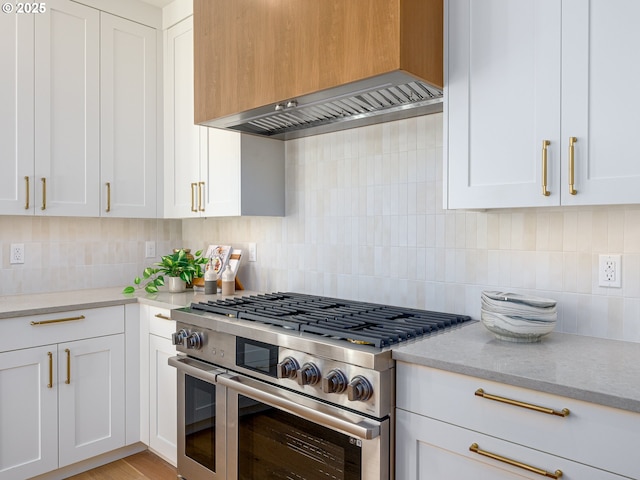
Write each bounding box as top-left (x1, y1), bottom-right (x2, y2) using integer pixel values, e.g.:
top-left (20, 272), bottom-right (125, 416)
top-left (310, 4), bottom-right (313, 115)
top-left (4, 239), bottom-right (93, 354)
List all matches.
top-left (169, 292), bottom-right (471, 480)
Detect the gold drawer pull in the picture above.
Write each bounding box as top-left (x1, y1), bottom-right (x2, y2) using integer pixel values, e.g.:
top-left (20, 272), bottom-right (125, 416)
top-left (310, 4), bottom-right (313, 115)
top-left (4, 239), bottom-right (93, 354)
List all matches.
top-left (65, 348), bottom-right (71, 384)
top-left (47, 351), bottom-right (53, 388)
top-left (155, 313), bottom-right (171, 321)
top-left (25, 176), bottom-right (30, 209)
top-left (105, 182), bottom-right (111, 213)
top-left (190, 182), bottom-right (197, 212)
top-left (475, 388), bottom-right (570, 417)
top-left (568, 136), bottom-right (577, 195)
top-left (470, 443), bottom-right (563, 478)
top-left (198, 181), bottom-right (205, 212)
top-left (30, 315), bottom-right (86, 326)
top-left (41, 177), bottom-right (47, 210)
top-left (541, 140), bottom-right (551, 196)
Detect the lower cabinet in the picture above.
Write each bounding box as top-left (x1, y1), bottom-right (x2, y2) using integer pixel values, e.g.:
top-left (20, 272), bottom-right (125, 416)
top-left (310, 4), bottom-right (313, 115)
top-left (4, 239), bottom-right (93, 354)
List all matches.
top-left (140, 305), bottom-right (177, 465)
top-left (0, 307), bottom-right (126, 480)
top-left (396, 409), bottom-right (624, 479)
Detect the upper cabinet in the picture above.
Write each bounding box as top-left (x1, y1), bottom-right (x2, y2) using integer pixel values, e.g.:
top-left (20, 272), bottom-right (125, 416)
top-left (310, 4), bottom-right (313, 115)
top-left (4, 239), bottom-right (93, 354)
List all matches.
top-left (445, 0), bottom-right (640, 209)
top-left (192, 0), bottom-right (444, 139)
top-left (100, 13), bottom-right (158, 218)
top-left (164, 16), bottom-right (284, 219)
top-left (0, 0), bottom-right (159, 218)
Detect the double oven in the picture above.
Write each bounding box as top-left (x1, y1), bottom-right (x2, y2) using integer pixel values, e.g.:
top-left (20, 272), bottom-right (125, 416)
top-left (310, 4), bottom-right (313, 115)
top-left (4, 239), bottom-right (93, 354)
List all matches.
top-left (169, 293), bottom-right (470, 480)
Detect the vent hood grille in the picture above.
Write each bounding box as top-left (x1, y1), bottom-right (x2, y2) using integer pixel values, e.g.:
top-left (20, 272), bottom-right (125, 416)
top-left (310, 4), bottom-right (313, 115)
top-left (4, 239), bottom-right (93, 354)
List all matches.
top-left (201, 73), bottom-right (443, 140)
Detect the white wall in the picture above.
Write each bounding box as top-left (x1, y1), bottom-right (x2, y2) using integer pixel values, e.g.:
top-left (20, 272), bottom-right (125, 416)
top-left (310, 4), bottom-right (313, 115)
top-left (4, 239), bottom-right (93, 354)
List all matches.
top-left (183, 113), bottom-right (640, 343)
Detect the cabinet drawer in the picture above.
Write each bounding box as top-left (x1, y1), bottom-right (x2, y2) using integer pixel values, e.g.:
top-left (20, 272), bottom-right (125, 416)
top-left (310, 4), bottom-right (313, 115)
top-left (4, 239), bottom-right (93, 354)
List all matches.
top-left (148, 307), bottom-right (175, 339)
top-left (396, 409), bottom-right (626, 480)
top-left (396, 362), bottom-right (640, 478)
top-left (0, 306), bottom-right (125, 352)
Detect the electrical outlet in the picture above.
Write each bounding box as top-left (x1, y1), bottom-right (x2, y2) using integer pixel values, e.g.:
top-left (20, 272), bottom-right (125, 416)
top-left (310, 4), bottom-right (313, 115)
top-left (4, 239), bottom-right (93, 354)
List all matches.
top-left (10, 244), bottom-right (25, 264)
top-left (145, 241), bottom-right (156, 258)
top-left (598, 254), bottom-right (621, 288)
top-left (248, 243), bottom-right (257, 262)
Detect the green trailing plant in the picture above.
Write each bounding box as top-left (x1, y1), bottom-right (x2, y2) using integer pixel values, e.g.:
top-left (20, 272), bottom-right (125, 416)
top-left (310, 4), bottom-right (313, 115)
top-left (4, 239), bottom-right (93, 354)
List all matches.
top-left (123, 248), bottom-right (208, 294)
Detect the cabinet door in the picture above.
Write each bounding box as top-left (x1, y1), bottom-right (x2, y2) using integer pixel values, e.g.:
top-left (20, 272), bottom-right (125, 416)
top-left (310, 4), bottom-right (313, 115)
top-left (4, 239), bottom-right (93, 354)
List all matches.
top-left (396, 409), bottom-right (625, 480)
top-left (149, 334), bottom-right (177, 465)
top-left (0, 14), bottom-right (34, 215)
top-left (164, 16), bottom-right (202, 218)
top-left (445, 0), bottom-right (561, 209)
top-left (34, 0), bottom-right (100, 216)
top-left (58, 335), bottom-right (125, 467)
top-left (0, 346), bottom-right (58, 480)
top-left (561, 0), bottom-right (640, 205)
top-left (101, 13), bottom-right (157, 218)
top-left (205, 128), bottom-right (241, 216)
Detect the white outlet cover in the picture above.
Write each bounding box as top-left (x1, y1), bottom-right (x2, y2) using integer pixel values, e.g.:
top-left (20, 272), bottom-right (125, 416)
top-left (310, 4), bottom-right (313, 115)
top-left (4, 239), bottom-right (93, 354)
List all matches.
top-left (10, 243), bottom-right (25, 264)
top-left (598, 254), bottom-right (621, 288)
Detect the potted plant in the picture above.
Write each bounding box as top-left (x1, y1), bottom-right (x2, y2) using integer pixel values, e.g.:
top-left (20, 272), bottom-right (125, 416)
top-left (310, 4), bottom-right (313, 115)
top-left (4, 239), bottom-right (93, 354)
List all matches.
top-left (123, 248), bottom-right (208, 294)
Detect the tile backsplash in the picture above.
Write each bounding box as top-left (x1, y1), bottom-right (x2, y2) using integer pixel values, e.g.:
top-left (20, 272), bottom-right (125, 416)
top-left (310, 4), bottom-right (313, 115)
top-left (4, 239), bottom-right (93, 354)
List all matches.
top-left (1, 113), bottom-right (639, 342)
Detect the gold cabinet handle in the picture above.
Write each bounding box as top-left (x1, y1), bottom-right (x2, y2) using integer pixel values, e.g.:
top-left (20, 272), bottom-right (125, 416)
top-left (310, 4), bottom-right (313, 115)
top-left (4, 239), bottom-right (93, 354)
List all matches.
top-left (47, 351), bottom-right (53, 388)
top-left (155, 313), bottom-right (171, 321)
top-left (198, 181), bottom-right (205, 212)
top-left (568, 136), bottom-right (577, 195)
top-left (475, 389), bottom-right (570, 417)
top-left (470, 443), bottom-right (563, 478)
top-left (541, 140), bottom-right (551, 196)
top-left (30, 315), bottom-right (86, 326)
top-left (25, 176), bottom-right (30, 209)
top-left (65, 348), bottom-right (71, 384)
top-left (41, 177), bottom-right (47, 210)
top-left (190, 182), bottom-right (197, 212)
top-left (105, 182), bottom-right (111, 213)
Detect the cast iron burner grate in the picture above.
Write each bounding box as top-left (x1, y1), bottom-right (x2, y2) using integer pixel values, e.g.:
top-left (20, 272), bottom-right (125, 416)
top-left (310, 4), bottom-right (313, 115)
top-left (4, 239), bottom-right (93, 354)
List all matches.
top-left (190, 292), bottom-right (471, 348)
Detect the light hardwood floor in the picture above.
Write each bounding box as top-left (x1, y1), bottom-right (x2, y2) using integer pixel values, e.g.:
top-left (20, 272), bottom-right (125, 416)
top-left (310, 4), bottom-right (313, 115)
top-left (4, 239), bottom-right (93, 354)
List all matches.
top-left (67, 451), bottom-right (176, 480)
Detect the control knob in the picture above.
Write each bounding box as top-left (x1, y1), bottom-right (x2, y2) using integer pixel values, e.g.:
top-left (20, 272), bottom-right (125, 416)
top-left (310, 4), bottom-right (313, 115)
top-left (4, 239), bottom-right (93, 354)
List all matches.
top-left (185, 332), bottom-right (204, 350)
top-left (171, 329), bottom-right (189, 346)
top-left (347, 375), bottom-right (373, 402)
top-left (277, 357), bottom-right (300, 379)
top-left (321, 369), bottom-right (348, 394)
top-left (296, 362), bottom-right (321, 386)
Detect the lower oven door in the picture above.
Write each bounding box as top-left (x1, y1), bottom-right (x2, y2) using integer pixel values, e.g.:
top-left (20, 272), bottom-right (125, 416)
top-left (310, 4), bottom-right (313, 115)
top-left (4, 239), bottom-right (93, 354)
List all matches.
top-left (218, 372), bottom-right (390, 480)
top-left (169, 356), bottom-right (227, 480)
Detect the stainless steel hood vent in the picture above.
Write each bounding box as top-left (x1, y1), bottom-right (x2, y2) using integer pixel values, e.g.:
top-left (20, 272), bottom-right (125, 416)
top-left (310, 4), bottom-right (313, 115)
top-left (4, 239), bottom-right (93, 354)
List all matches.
top-left (200, 73), bottom-right (443, 141)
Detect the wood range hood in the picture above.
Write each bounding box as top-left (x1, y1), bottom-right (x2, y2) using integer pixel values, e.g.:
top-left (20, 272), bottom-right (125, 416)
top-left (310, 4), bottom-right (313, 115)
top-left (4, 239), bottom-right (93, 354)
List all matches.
top-left (194, 0), bottom-right (443, 140)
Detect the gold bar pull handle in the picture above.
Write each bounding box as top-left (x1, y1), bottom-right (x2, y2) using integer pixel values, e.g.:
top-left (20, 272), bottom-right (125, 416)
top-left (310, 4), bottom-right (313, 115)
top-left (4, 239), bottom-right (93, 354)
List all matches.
top-left (65, 348), bottom-right (71, 384)
top-left (198, 181), bottom-right (205, 212)
top-left (47, 351), bottom-right (53, 388)
top-left (190, 182), bottom-right (197, 212)
top-left (541, 140), bottom-right (551, 196)
top-left (475, 389), bottom-right (570, 417)
top-left (30, 315), bottom-right (86, 326)
top-left (155, 313), bottom-right (171, 321)
top-left (568, 136), bottom-right (578, 195)
top-left (41, 177), bottom-right (47, 210)
top-left (25, 176), bottom-right (30, 209)
top-left (470, 443), bottom-right (563, 478)
top-left (105, 182), bottom-right (111, 213)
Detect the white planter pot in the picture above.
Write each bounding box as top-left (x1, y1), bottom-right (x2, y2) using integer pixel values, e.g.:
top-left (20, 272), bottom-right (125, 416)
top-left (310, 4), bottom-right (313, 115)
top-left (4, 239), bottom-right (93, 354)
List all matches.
top-left (167, 276), bottom-right (186, 293)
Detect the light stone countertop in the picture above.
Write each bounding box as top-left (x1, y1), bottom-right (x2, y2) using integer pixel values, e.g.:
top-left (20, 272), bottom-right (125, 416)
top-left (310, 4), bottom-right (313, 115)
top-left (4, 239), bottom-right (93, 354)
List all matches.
top-left (393, 322), bottom-right (640, 414)
top-left (0, 287), bottom-right (262, 318)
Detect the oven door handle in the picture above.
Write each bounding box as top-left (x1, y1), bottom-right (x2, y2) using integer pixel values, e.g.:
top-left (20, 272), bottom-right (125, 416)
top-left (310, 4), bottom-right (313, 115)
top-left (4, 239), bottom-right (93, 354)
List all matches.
top-left (168, 355), bottom-right (226, 383)
top-left (218, 373), bottom-right (381, 440)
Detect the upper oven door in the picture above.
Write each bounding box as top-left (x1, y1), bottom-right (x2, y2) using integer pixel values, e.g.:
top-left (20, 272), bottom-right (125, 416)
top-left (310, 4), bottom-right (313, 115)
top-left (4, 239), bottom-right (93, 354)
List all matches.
top-left (169, 356), bottom-right (227, 480)
top-left (218, 372), bottom-right (390, 480)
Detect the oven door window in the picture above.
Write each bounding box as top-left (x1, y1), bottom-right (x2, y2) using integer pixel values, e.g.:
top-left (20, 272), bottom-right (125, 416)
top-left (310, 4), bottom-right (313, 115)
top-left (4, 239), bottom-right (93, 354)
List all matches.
top-left (185, 374), bottom-right (218, 472)
top-left (237, 394), bottom-right (362, 479)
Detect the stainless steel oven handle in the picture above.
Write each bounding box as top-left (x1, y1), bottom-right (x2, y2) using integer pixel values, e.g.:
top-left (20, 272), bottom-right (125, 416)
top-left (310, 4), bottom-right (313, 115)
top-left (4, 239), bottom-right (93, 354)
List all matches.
top-left (168, 355), bottom-right (226, 383)
top-left (218, 373), bottom-right (381, 440)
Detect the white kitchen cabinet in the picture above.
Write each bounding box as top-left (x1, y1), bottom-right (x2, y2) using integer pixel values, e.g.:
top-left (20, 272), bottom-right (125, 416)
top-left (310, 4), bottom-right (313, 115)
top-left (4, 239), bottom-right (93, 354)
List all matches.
top-left (148, 307), bottom-right (177, 465)
top-left (396, 409), bottom-right (625, 480)
top-left (0, 14), bottom-right (34, 215)
top-left (0, 346), bottom-right (58, 479)
top-left (445, 0), bottom-right (640, 209)
top-left (0, 307), bottom-right (126, 479)
top-left (34, 0), bottom-right (101, 216)
top-left (395, 362), bottom-right (640, 479)
top-left (100, 13), bottom-right (158, 218)
top-left (164, 16), bottom-right (284, 218)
